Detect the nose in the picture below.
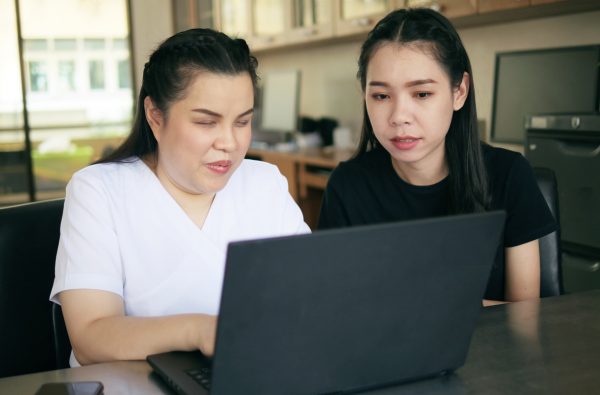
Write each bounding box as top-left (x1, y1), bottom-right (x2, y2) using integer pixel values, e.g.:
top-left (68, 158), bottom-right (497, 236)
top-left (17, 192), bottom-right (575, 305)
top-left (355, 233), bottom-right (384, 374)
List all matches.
top-left (214, 126), bottom-right (237, 152)
top-left (389, 97), bottom-right (412, 127)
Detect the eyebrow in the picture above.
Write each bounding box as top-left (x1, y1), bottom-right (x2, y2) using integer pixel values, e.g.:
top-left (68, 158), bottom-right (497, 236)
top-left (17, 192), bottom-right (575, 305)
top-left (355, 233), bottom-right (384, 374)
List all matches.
top-left (368, 79), bottom-right (437, 88)
top-left (192, 108), bottom-right (254, 118)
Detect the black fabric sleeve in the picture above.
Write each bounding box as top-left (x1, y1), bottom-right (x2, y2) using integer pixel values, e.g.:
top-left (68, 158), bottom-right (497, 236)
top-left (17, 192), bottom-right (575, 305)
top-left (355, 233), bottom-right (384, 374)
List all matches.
top-left (317, 166), bottom-right (352, 230)
top-left (503, 154), bottom-right (558, 247)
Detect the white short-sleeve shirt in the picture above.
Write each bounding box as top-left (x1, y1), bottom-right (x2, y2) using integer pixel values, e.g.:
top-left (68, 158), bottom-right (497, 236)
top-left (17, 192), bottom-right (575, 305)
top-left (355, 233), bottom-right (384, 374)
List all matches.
top-left (50, 158), bottom-right (310, 319)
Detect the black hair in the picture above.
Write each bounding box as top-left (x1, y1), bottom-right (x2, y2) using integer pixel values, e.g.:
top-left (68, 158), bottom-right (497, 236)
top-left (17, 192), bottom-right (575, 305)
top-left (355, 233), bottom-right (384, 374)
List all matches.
top-left (97, 28), bottom-right (258, 164)
top-left (356, 8), bottom-right (490, 214)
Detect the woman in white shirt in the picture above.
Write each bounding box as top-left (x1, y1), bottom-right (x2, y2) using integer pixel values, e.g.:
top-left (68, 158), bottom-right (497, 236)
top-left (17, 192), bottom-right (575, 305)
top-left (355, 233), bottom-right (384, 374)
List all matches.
top-left (50, 28), bottom-right (310, 366)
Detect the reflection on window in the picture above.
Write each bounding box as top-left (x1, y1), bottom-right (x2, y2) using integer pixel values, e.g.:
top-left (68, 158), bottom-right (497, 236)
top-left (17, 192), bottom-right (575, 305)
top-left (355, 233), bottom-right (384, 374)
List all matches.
top-left (58, 60), bottom-right (76, 92)
top-left (88, 60), bottom-right (105, 90)
top-left (28, 61), bottom-right (48, 92)
top-left (118, 59), bottom-right (130, 89)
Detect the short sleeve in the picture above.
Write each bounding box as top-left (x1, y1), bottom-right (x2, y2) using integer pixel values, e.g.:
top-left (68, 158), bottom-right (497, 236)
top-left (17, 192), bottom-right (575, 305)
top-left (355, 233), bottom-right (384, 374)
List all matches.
top-left (50, 169), bottom-right (124, 303)
top-left (275, 169), bottom-right (311, 235)
top-left (503, 154), bottom-right (557, 247)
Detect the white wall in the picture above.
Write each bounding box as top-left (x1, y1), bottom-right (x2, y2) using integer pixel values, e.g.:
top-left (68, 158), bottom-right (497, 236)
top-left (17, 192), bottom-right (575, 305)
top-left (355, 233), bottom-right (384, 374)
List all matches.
top-left (256, 10), bottom-right (600, 150)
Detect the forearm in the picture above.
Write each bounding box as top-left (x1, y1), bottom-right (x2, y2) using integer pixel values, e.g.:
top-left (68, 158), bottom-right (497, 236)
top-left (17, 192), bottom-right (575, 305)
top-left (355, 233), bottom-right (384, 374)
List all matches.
top-left (71, 313), bottom-right (215, 365)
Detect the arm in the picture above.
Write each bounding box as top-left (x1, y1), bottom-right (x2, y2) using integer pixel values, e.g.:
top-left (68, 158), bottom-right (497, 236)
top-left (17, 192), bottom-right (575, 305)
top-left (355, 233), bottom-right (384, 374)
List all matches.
top-left (483, 239), bottom-right (540, 306)
top-left (60, 290), bottom-right (217, 365)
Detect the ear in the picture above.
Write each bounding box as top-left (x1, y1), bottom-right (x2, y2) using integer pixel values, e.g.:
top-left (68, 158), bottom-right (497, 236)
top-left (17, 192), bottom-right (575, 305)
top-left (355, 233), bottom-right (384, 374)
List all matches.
top-left (144, 96), bottom-right (164, 142)
top-left (453, 72), bottom-right (470, 111)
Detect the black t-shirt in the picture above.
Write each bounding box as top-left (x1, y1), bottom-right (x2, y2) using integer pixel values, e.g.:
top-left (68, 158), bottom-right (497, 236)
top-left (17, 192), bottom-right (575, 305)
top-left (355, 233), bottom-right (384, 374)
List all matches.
top-left (318, 144), bottom-right (557, 301)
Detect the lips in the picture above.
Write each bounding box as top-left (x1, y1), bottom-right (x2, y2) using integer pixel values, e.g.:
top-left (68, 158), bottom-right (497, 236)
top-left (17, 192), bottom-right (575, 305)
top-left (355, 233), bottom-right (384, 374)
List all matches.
top-left (206, 160), bottom-right (232, 174)
top-left (391, 136), bottom-right (420, 150)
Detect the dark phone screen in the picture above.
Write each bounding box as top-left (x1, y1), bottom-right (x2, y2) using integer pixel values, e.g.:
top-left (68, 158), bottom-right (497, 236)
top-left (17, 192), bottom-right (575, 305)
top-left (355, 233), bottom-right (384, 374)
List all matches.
top-left (35, 381), bottom-right (103, 395)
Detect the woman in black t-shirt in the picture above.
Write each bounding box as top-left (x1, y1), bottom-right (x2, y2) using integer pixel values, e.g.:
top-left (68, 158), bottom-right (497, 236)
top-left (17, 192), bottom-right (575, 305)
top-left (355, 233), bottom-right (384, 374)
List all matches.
top-left (318, 8), bottom-right (556, 305)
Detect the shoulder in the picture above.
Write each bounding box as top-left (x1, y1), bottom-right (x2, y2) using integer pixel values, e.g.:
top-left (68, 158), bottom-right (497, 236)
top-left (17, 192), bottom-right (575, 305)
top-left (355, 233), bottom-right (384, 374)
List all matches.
top-left (482, 144), bottom-right (525, 167)
top-left (230, 159), bottom-right (283, 185)
top-left (72, 157), bottom-right (143, 182)
top-left (329, 147), bottom-right (388, 186)
top-left (482, 144), bottom-right (533, 180)
top-left (67, 157), bottom-right (146, 198)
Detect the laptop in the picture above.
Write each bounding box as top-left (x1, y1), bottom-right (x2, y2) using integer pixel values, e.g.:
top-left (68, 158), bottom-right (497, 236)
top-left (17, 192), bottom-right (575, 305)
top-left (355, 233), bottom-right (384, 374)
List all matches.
top-left (148, 211), bottom-right (505, 395)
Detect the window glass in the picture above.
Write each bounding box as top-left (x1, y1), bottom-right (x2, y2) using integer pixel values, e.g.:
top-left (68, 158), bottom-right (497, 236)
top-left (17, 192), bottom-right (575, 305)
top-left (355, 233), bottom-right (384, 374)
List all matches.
top-left (28, 61), bottom-right (48, 92)
top-left (0, 0), bottom-right (28, 205)
top-left (58, 60), bottom-right (76, 92)
top-left (18, 0), bottom-right (133, 199)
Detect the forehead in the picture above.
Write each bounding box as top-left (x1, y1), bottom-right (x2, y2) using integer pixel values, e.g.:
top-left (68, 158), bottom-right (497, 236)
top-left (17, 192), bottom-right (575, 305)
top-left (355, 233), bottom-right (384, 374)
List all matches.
top-left (178, 71), bottom-right (254, 106)
top-left (367, 43), bottom-right (449, 83)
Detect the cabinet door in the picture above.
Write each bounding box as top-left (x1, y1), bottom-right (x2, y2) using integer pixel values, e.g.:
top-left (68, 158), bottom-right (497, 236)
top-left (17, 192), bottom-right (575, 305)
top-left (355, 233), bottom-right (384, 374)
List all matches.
top-left (287, 0), bottom-right (335, 44)
top-left (531, 0), bottom-right (564, 4)
top-left (478, 0), bottom-right (530, 13)
top-left (213, 0), bottom-right (251, 39)
top-left (251, 0), bottom-right (288, 49)
top-left (405, 0), bottom-right (477, 19)
top-left (173, 0), bottom-right (214, 32)
top-left (335, 0), bottom-right (394, 36)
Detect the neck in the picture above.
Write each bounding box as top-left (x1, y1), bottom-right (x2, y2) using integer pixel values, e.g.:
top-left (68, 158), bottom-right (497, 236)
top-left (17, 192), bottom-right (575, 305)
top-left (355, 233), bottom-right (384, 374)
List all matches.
top-left (144, 156), bottom-right (215, 229)
top-left (391, 151), bottom-right (448, 186)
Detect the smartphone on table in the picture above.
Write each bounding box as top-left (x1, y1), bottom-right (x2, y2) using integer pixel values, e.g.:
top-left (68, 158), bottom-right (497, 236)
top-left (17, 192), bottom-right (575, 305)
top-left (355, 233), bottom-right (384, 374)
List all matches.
top-left (35, 381), bottom-right (103, 395)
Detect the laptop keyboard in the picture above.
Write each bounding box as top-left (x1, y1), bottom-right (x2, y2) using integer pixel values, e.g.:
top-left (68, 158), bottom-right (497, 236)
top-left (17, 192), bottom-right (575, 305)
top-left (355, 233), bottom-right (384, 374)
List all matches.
top-left (186, 366), bottom-right (212, 390)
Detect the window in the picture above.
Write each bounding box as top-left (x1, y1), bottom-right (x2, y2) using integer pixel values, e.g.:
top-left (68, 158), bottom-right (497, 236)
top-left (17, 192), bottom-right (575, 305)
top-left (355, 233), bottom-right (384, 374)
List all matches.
top-left (118, 59), bottom-right (131, 89)
top-left (28, 61), bottom-right (48, 92)
top-left (88, 60), bottom-right (105, 90)
top-left (0, 0), bottom-right (134, 204)
top-left (58, 60), bottom-right (76, 92)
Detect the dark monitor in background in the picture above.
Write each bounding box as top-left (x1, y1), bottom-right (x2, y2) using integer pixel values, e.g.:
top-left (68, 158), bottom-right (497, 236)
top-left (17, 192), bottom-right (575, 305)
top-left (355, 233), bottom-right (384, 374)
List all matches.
top-left (490, 45), bottom-right (600, 144)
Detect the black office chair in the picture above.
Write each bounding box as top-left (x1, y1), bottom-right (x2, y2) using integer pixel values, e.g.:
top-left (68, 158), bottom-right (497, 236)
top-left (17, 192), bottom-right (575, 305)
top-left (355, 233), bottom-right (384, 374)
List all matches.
top-left (533, 167), bottom-right (564, 297)
top-left (0, 199), bottom-right (71, 378)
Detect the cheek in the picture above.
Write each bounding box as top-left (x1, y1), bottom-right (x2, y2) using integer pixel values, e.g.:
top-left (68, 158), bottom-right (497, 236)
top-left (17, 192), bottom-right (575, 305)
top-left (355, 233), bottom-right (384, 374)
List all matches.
top-left (366, 103), bottom-right (385, 129)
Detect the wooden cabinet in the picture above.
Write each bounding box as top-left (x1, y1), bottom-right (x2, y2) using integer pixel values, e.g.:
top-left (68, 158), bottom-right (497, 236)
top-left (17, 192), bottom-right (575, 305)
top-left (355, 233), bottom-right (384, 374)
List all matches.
top-left (172, 0), bottom-right (215, 31)
top-left (213, 0), bottom-right (252, 39)
top-left (334, 0), bottom-right (396, 36)
top-left (478, 0), bottom-right (530, 13)
top-left (406, 0), bottom-right (477, 18)
top-left (204, 0), bottom-right (600, 52)
top-left (286, 0), bottom-right (334, 44)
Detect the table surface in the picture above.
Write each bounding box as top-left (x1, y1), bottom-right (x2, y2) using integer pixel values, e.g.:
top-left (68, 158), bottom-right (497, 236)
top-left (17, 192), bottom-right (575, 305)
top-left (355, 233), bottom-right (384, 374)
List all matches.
top-left (2, 290), bottom-right (599, 395)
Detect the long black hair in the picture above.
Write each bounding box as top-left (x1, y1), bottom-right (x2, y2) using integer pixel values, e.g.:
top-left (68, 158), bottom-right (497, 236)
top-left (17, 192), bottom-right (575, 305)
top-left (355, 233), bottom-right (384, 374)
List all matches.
top-left (97, 28), bottom-right (258, 164)
top-left (356, 8), bottom-right (490, 214)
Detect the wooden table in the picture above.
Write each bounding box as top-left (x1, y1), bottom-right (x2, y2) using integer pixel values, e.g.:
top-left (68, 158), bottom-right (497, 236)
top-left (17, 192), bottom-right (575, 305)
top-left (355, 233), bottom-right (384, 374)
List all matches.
top-left (3, 291), bottom-right (600, 394)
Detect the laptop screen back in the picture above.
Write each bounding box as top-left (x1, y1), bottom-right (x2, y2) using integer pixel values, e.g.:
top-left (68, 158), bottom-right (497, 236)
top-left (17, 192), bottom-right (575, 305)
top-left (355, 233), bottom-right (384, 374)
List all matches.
top-left (210, 211), bottom-right (505, 394)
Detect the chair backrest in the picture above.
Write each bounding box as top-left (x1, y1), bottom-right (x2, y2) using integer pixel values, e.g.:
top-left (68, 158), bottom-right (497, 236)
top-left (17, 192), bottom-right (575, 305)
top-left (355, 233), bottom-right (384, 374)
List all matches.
top-left (533, 167), bottom-right (564, 297)
top-left (0, 199), bottom-right (71, 378)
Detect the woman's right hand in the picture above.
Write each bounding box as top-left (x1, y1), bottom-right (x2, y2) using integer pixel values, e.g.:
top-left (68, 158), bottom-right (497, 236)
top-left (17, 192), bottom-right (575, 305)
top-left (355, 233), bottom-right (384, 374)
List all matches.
top-left (194, 314), bottom-right (218, 357)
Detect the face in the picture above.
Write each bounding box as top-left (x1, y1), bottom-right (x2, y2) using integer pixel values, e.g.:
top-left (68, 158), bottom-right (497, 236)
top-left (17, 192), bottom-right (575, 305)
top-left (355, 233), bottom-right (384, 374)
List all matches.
top-left (365, 43), bottom-right (468, 179)
top-left (145, 72), bottom-right (254, 197)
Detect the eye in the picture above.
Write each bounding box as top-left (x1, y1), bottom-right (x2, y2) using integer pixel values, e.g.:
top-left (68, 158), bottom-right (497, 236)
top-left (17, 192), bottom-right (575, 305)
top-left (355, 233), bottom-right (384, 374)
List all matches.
top-left (415, 92), bottom-right (432, 99)
top-left (194, 120), bottom-right (216, 127)
top-left (235, 119), bottom-right (251, 127)
top-left (371, 93), bottom-right (389, 101)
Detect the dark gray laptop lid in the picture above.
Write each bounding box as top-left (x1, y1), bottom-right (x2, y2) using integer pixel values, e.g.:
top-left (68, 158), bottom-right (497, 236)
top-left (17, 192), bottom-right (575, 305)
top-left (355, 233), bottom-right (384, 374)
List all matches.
top-left (210, 211), bottom-right (505, 394)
